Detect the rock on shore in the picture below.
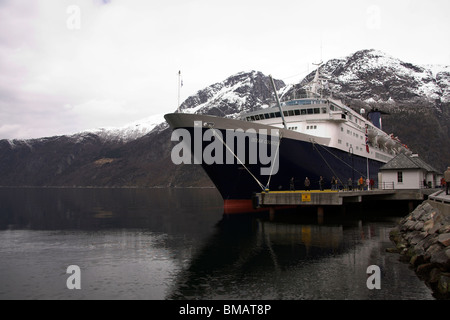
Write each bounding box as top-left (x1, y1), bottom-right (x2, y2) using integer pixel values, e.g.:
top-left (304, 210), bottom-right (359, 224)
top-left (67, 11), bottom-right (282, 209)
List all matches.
top-left (389, 201), bottom-right (450, 299)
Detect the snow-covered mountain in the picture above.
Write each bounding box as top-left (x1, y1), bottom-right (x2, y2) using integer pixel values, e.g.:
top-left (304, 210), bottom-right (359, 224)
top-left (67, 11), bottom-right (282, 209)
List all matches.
top-left (81, 113), bottom-right (168, 142)
top-left (179, 70), bottom-right (285, 118)
top-left (292, 49), bottom-right (450, 104)
top-left (1, 49), bottom-right (448, 187)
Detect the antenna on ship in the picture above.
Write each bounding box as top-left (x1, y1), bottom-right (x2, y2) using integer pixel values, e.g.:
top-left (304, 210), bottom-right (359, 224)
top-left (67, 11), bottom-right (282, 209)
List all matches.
top-left (177, 70), bottom-right (182, 113)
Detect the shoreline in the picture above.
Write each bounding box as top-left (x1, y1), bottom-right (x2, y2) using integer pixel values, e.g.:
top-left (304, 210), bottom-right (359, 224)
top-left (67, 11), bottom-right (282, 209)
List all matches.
top-left (389, 191), bottom-right (450, 299)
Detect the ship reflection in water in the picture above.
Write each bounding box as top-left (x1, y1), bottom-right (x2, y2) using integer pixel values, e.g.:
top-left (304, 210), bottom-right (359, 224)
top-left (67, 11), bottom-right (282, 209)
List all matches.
top-left (0, 187), bottom-right (433, 300)
top-left (169, 213), bottom-right (433, 300)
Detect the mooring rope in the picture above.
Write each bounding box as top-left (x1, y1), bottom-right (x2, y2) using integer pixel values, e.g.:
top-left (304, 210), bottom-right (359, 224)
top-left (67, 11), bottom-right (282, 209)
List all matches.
top-left (207, 125), bottom-right (266, 191)
top-left (311, 140), bottom-right (345, 187)
top-left (312, 140), bottom-right (367, 187)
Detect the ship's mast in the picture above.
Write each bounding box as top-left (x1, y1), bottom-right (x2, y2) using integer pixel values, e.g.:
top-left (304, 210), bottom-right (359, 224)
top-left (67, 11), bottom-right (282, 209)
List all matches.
top-left (309, 62), bottom-right (323, 98)
top-left (269, 75), bottom-right (288, 130)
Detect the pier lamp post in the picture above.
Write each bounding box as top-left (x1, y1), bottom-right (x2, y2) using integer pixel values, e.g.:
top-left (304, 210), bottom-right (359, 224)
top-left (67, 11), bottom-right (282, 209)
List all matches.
top-left (348, 146), bottom-right (354, 191)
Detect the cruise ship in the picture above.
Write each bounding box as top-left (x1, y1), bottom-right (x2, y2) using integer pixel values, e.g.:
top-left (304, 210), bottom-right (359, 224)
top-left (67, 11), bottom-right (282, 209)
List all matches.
top-left (165, 67), bottom-right (411, 213)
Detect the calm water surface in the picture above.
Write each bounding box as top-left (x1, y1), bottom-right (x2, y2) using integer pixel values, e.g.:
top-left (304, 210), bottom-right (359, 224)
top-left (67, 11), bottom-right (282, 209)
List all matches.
top-left (0, 187), bottom-right (433, 300)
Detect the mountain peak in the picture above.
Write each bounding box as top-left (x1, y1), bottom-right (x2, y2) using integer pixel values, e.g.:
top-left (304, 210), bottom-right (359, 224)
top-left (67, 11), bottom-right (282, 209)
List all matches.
top-left (179, 70), bottom-right (285, 118)
top-left (314, 49), bottom-right (449, 103)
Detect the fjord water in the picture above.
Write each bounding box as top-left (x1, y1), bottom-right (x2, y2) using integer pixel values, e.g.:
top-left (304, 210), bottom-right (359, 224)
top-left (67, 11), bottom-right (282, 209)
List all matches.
top-left (0, 187), bottom-right (433, 300)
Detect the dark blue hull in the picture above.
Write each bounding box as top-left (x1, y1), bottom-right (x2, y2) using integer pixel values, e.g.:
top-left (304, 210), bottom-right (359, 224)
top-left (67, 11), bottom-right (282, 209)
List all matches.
top-left (182, 127), bottom-right (384, 201)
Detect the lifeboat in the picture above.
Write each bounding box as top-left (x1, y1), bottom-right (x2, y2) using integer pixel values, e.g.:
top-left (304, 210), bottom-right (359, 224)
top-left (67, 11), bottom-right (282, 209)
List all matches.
top-left (385, 138), bottom-right (395, 149)
top-left (377, 134), bottom-right (388, 147)
top-left (367, 128), bottom-right (378, 143)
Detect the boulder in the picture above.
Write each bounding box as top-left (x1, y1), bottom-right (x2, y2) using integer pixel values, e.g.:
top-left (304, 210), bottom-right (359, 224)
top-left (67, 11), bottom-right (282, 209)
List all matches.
top-left (432, 211), bottom-right (445, 224)
top-left (386, 247), bottom-right (400, 253)
top-left (437, 273), bottom-right (450, 295)
top-left (402, 220), bottom-right (417, 231)
top-left (414, 221), bottom-right (424, 231)
top-left (417, 233), bottom-right (438, 251)
top-left (416, 263), bottom-right (434, 276)
top-left (439, 225), bottom-right (450, 234)
top-left (423, 219), bottom-right (435, 233)
top-left (410, 252), bottom-right (425, 267)
top-left (422, 202), bottom-right (433, 212)
top-left (410, 232), bottom-right (428, 245)
top-left (424, 243), bottom-right (444, 262)
top-left (430, 248), bottom-right (450, 268)
top-left (429, 222), bottom-right (444, 235)
top-left (429, 268), bottom-right (442, 284)
top-left (412, 208), bottom-right (425, 220)
top-left (437, 233), bottom-right (450, 247)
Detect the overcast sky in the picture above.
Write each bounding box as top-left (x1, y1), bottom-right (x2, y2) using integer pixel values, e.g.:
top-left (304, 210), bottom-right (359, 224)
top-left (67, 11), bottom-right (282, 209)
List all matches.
top-left (1, 0), bottom-right (449, 139)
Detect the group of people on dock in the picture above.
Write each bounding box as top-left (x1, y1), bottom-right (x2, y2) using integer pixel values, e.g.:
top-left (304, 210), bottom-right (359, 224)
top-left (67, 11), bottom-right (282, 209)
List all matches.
top-left (289, 175), bottom-right (375, 191)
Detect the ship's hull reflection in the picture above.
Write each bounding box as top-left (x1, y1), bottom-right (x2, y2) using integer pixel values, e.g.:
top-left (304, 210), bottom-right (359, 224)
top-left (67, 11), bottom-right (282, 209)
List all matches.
top-left (167, 214), bottom-right (382, 299)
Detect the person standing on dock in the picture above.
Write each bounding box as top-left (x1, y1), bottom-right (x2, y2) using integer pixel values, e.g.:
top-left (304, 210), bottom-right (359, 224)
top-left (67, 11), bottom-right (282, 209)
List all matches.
top-left (319, 176), bottom-right (324, 191)
top-left (445, 167), bottom-right (450, 195)
top-left (290, 177), bottom-right (295, 191)
top-left (358, 176), bottom-right (364, 191)
top-left (304, 177), bottom-right (311, 191)
top-left (331, 176), bottom-right (337, 191)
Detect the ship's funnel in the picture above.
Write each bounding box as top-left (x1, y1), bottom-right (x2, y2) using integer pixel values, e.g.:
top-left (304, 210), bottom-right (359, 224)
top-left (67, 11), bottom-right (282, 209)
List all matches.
top-left (368, 110), bottom-right (382, 130)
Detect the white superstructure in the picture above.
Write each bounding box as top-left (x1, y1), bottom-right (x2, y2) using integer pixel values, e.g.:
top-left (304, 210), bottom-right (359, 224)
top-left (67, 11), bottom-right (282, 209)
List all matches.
top-left (239, 68), bottom-right (411, 165)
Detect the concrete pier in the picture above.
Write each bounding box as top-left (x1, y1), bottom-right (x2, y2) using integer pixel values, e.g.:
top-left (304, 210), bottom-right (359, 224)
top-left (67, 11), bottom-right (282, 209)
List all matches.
top-left (253, 189), bottom-right (435, 209)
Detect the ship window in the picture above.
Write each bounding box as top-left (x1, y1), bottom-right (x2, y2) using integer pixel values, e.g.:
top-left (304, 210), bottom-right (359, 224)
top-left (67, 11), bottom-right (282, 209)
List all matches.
top-left (314, 108), bottom-right (320, 114)
top-left (301, 109), bottom-right (307, 115)
top-left (307, 108), bottom-right (313, 114)
top-left (246, 117), bottom-right (251, 121)
top-left (338, 139), bottom-right (342, 144)
top-left (264, 113), bottom-right (269, 119)
top-left (270, 113), bottom-right (276, 118)
top-left (341, 114), bottom-right (346, 119)
top-left (255, 115), bottom-right (260, 120)
top-left (283, 111), bottom-right (288, 117)
top-left (294, 109), bottom-right (300, 116)
top-left (321, 107), bottom-right (327, 113)
top-left (288, 110), bottom-right (294, 116)
top-left (341, 127), bottom-right (344, 132)
top-left (275, 112), bottom-right (281, 117)
top-left (250, 116), bottom-right (256, 121)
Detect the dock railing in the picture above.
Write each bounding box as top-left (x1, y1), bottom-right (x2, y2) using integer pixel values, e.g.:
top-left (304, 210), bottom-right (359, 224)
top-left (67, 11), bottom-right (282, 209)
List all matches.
top-left (381, 182), bottom-right (394, 190)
